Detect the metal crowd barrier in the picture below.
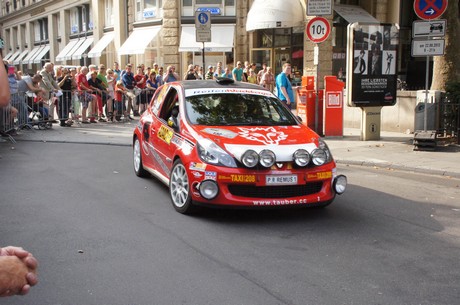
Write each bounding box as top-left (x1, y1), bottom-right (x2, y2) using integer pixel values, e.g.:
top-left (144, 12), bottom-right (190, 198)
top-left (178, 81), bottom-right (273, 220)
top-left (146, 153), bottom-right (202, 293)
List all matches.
top-left (1, 88), bottom-right (148, 143)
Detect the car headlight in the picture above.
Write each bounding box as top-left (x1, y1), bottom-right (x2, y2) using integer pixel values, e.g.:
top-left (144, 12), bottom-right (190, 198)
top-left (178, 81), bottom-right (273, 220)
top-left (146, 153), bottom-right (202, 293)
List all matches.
top-left (318, 139), bottom-right (332, 164)
top-left (293, 149), bottom-right (311, 167)
top-left (311, 149), bottom-right (327, 166)
top-left (241, 150), bottom-right (259, 168)
top-left (259, 149), bottom-right (276, 168)
top-left (197, 138), bottom-right (237, 168)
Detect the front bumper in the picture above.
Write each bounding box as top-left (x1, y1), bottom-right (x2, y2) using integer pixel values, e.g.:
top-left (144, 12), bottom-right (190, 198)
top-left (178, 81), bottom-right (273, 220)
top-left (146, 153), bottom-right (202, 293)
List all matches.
top-left (186, 162), bottom-right (346, 207)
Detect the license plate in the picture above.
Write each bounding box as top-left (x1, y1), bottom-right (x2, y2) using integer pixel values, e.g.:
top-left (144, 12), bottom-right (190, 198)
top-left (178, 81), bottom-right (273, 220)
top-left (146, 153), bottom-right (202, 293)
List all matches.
top-left (266, 175), bottom-right (298, 185)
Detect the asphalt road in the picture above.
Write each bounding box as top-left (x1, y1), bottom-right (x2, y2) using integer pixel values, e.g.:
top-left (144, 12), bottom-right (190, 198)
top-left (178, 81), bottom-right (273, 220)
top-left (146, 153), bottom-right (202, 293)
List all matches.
top-left (1, 141), bottom-right (459, 305)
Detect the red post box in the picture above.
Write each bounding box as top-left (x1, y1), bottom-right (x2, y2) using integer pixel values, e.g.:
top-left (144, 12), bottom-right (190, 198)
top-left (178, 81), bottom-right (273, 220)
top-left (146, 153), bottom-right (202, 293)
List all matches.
top-left (323, 76), bottom-right (345, 137)
top-left (296, 88), bottom-right (308, 126)
top-left (302, 76), bottom-right (315, 90)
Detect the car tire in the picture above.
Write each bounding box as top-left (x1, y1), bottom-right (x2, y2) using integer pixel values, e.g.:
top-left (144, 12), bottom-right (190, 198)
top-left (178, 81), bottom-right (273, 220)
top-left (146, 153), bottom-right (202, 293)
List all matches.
top-left (169, 159), bottom-right (195, 214)
top-left (133, 137), bottom-right (149, 177)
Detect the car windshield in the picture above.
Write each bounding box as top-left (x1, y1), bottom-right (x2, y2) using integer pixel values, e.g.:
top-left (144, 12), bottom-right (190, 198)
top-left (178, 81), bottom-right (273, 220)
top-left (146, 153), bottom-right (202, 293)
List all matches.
top-left (185, 93), bottom-right (298, 126)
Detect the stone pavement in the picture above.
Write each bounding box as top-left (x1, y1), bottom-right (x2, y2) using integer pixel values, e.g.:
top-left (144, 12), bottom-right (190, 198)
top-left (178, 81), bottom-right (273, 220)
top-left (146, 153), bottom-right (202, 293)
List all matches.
top-left (2, 121), bottom-right (460, 179)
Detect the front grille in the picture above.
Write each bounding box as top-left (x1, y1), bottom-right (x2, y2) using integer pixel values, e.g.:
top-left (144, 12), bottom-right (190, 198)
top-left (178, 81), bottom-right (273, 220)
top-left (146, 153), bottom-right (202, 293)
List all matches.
top-left (228, 182), bottom-right (323, 198)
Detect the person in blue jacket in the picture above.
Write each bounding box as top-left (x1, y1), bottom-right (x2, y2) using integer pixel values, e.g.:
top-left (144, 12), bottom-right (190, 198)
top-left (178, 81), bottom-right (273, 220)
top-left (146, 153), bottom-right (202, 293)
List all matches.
top-left (276, 63), bottom-right (295, 110)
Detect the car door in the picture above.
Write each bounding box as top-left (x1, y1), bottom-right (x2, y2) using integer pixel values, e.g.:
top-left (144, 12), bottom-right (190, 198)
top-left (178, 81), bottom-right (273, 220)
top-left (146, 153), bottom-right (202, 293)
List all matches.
top-left (149, 86), bottom-right (181, 180)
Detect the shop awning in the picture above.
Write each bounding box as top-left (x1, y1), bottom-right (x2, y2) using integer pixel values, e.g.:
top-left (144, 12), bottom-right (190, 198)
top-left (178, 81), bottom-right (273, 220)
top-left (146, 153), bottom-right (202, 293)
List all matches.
top-left (64, 39), bottom-right (86, 60)
top-left (3, 51), bottom-right (14, 61)
top-left (33, 45), bottom-right (50, 64)
top-left (8, 50), bottom-right (22, 63)
top-left (13, 49), bottom-right (29, 65)
top-left (179, 24), bottom-right (235, 52)
top-left (334, 4), bottom-right (379, 24)
top-left (72, 37), bottom-right (94, 60)
top-left (56, 39), bottom-right (80, 62)
top-left (22, 46), bottom-right (42, 64)
top-left (246, 0), bottom-right (304, 31)
top-left (88, 32), bottom-right (114, 58)
top-left (118, 26), bottom-right (161, 55)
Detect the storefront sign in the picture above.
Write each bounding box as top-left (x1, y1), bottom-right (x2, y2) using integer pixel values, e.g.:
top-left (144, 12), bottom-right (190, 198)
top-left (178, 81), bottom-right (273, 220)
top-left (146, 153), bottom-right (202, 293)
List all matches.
top-left (196, 7), bottom-right (221, 15)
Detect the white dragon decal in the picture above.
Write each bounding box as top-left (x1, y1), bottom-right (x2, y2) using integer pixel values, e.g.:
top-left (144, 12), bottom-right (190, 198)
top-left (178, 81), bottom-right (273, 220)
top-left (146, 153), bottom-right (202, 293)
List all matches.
top-left (238, 127), bottom-right (288, 145)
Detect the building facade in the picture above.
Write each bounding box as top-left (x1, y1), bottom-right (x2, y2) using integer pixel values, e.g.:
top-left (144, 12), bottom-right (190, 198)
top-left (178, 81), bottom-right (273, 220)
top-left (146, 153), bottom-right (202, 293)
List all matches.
top-left (0, 0), bottom-right (424, 89)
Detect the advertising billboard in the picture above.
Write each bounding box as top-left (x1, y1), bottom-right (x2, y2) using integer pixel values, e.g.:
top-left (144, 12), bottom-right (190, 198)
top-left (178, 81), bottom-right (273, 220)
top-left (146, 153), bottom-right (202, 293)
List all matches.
top-left (346, 23), bottom-right (399, 107)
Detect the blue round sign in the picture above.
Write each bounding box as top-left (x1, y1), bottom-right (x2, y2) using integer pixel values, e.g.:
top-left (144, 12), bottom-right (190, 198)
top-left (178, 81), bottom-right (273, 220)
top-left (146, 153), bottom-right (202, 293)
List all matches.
top-left (198, 13), bottom-right (209, 25)
top-left (413, 0), bottom-right (448, 20)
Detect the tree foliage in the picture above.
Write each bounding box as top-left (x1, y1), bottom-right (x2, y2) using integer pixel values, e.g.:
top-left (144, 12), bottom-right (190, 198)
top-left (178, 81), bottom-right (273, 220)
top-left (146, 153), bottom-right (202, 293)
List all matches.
top-left (431, 2), bottom-right (460, 90)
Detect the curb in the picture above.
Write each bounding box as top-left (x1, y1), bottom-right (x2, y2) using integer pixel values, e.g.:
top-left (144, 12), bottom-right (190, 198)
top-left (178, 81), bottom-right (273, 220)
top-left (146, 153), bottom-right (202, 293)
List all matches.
top-left (336, 159), bottom-right (460, 179)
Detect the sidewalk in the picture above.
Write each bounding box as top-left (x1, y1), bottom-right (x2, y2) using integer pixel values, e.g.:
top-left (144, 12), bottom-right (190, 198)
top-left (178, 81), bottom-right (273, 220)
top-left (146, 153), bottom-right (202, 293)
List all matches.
top-left (2, 123), bottom-right (460, 179)
top-left (326, 128), bottom-right (460, 178)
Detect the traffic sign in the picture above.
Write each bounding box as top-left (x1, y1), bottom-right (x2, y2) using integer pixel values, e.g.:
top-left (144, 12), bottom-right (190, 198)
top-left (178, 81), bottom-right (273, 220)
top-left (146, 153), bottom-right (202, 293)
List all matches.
top-left (195, 11), bottom-right (211, 29)
top-left (411, 39), bottom-right (445, 56)
top-left (307, 0), bottom-right (332, 16)
top-left (412, 19), bottom-right (446, 38)
top-left (196, 29), bottom-right (211, 43)
top-left (413, 0), bottom-right (448, 20)
top-left (306, 17), bottom-right (331, 43)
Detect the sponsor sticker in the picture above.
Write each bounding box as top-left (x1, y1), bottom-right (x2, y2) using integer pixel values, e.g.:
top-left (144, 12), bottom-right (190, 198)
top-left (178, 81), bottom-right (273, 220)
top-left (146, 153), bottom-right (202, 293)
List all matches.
top-left (185, 88), bottom-right (273, 97)
top-left (307, 171), bottom-right (332, 180)
top-left (253, 199), bottom-right (308, 206)
top-left (202, 128), bottom-right (238, 139)
top-left (192, 171), bottom-right (203, 178)
top-left (218, 174), bottom-right (256, 183)
top-left (189, 162), bottom-right (207, 172)
top-left (205, 171), bottom-right (217, 180)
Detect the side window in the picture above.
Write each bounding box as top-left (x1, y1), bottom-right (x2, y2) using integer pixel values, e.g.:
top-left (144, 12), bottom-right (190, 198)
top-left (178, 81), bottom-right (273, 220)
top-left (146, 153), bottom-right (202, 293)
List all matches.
top-left (159, 87), bottom-right (179, 122)
top-left (151, 85), bottom-right (168, 115)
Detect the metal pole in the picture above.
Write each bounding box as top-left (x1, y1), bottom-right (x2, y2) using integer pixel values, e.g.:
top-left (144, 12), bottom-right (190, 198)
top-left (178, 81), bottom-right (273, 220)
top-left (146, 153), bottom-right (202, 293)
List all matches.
top-left (315, 46), bottom-right (319, 134)
top-left (424, 55), bottom-right (429, 132)
top-left (202, 42), bottom-right (205, 72)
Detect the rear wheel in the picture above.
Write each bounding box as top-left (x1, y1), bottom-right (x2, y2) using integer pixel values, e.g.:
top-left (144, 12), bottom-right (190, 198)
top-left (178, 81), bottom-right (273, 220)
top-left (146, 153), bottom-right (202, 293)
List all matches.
top-left (133, 137), bottom-right (149, 177)
top-left (169, 160), bottom-right (195, 214)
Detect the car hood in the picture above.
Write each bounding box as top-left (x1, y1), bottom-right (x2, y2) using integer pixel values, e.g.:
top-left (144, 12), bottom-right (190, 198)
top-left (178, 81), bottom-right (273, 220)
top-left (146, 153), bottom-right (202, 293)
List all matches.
top-left (193, 125), bottom-right (320, 162)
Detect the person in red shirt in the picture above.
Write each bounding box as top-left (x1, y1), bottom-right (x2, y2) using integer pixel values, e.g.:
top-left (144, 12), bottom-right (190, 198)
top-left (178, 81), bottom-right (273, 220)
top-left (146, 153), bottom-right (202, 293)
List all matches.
top-left (114, 80), bottom-right (127, 121)
top-left (76, 66), bottom-right (98, 123)
top-left (134, 65), bottom-right (147, 115)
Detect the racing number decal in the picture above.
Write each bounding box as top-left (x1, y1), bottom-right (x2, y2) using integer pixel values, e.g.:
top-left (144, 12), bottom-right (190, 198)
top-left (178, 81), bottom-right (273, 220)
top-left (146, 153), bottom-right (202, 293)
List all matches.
top-left (158, 125), bottom-right (174, 144)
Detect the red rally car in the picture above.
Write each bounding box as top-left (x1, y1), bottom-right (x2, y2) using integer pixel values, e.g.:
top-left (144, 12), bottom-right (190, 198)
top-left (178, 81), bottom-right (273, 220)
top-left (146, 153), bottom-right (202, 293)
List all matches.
top-left (133, 78), bottom-right (347, 214)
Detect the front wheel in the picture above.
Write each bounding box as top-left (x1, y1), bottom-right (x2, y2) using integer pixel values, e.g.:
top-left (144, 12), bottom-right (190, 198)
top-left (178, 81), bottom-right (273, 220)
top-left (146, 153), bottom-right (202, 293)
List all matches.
top-left (133, 137), bottom-right (149, 177)
top-left (169, 160), bottom-right (195, 214)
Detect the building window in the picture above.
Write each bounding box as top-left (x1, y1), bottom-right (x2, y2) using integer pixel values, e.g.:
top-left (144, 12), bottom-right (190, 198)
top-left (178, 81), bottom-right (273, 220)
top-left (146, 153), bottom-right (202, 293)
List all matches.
top-left (69, 5), bottom-right (92, 34)
top-left (181, 0), bottom-right (235, 16)
top-left (33, 18), bottom-right (48, 43)
top-left (70, 7), bottom-right (80, 34)
top-left (105, 0), bottom-right (114, 27)
top-left (135, 0), bottom-right (163, 21)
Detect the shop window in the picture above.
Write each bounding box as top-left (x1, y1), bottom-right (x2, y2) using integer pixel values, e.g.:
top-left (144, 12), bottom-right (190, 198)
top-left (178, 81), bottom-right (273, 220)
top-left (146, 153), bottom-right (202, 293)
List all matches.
top-left (253, 29), bottom-right (273, 48)
top-left (274, 28), bottom-right (291, 48)
top-left (135, 0), bottom-right (163, 21)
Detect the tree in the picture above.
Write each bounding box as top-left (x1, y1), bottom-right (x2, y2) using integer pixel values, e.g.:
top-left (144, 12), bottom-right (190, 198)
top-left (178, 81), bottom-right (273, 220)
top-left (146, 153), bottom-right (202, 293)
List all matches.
top-left (431, 2), bottom-right (460, 90)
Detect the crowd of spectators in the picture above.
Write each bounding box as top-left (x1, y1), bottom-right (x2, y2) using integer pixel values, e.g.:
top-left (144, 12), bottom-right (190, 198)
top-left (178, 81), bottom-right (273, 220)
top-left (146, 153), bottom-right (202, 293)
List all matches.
top-left (1, 57), bottom-right (293, 139)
